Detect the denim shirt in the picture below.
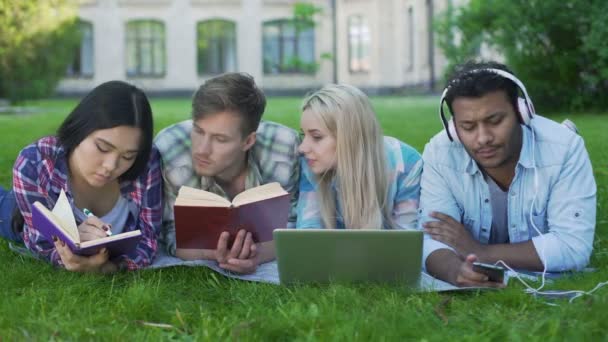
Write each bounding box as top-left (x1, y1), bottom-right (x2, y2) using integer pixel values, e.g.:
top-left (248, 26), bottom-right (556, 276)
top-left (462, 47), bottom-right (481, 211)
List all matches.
top-left (297, 136), bottom-right (422, 229)
top-left (418, 115), bottom-right (596, 272)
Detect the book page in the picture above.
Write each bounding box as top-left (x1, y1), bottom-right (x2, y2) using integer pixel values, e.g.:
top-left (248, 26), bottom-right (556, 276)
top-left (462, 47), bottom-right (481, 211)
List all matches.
top-left (232, 182), bottom-right (288, 207)
top-left (33, 202), bottom-right (79, 244)
top-left (51, 190), bottom-right (80, 243)
top-left (175, 186), bottom-right (231, 207)
top-left (79, 229), bottom-right (141, 248)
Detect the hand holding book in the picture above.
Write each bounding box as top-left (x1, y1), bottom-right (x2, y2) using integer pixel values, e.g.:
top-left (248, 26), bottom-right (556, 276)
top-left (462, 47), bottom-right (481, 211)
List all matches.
top-left (215, 230), bottom-right (259, 274)
top-left (53, 236), bottom-right (111, 272)
top-left (174, 182), bottom-right (291, 249)
top-left (173, 182), bottom-right (289, 274)
top-left (32, 190), bottom-right (142, 257)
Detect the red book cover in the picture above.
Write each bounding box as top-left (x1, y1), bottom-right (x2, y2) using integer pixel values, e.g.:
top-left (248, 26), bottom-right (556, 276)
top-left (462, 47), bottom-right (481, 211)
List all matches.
top-left (174, 183), bottom-right (290, 249)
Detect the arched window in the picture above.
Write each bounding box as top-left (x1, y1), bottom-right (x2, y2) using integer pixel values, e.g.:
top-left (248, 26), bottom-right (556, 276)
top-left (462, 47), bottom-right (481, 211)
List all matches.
top-left (66, 20), bottom-right (94, 77)
top-left (262, 19), bottom-right (315, 74)
top-left (197, 19), bottom-right (237, 75)
top-left (126, 20), bottom-right (166, 77)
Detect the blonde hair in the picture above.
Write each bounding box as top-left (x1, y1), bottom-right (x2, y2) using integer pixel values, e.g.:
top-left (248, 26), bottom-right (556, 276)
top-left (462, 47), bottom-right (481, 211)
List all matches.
top-left (301, 84), bottom-right (392, 229)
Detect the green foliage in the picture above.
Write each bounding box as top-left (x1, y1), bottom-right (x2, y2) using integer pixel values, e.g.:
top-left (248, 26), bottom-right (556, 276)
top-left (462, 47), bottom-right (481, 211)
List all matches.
top-left (580, 1), bottom-right (608, 107)
top-left (262, 2), bottom-right (331, 75)
top-left (293, 2), bottom-right (322, 29)
top-left (434, 1), bottom-right (485, 80)
top-left (286, 2), bottom-right (324, 75)
top-left (283, 56), bottom-right (319, 74)
top-left (0, 0), bottom-right (80, 104)
top-left (435, 0), bottom-right (608, 111)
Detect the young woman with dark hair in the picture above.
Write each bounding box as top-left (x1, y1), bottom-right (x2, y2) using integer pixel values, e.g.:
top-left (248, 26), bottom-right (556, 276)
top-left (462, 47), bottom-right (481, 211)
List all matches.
top-left (10, 80), bottom-right (162, 273)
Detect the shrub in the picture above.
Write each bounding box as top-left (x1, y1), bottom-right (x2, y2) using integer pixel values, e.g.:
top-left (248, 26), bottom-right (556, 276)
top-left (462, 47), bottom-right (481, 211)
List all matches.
top-left (0, 0), bottom-right (80, 104)
top-left (436, 0), bottom-right (608, 112)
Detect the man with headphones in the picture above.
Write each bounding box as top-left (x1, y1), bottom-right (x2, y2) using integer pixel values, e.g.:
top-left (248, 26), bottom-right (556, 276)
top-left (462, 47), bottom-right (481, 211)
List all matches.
top-left (419, 61), bottom-right (596, 287)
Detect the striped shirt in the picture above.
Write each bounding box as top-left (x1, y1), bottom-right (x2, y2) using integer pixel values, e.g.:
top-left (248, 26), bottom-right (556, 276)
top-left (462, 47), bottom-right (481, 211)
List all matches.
top-left (154, 120), bottom-right (301, 255)
top-left (296, 136), bottom-right (422, 229)
top-left (12, 136), bottom-right (163, 271)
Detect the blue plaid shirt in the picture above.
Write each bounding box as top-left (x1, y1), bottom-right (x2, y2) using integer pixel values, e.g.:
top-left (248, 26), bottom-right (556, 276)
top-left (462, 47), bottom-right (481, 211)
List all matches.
top-left (296, 136), bottom-right (422, 229)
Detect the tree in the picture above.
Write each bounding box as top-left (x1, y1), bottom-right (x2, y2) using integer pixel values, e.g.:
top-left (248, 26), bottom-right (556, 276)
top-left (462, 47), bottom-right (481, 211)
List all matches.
top-left (0, 0), bottom-right (80, 104)
top-left (285, 2), bottom-right (326, 74)
top-left (436, 0), bottom-right (608, 111)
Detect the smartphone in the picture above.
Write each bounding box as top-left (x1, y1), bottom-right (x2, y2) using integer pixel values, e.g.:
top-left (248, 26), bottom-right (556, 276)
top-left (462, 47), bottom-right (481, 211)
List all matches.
top-left (472, 262), bottom-right (506, 283)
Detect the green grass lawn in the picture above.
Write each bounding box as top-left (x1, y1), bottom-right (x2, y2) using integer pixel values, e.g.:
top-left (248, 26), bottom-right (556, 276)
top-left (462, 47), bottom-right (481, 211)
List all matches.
top-left (1, 97), bottom-right (607, 340)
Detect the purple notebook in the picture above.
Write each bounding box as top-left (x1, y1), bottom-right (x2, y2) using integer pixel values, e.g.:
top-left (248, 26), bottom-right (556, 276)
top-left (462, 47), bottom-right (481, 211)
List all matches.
top-left (32, 202), bottom-right (141, 257)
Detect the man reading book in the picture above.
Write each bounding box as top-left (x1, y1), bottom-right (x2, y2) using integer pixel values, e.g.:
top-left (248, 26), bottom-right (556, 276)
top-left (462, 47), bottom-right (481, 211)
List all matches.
top-left (155, 72), bottom-right (300, 274)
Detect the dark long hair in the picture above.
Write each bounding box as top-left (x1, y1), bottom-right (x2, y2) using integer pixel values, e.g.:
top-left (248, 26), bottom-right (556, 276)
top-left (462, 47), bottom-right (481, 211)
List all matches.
top-left (12, 81), bottom-right (153, 236)
top-left (57, 80), bottom-right (154, 181)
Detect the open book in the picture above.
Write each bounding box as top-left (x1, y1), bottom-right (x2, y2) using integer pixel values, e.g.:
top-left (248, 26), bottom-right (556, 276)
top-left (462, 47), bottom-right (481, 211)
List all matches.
top-left (31, 190), bottom-right (141, 256)
top-left (174, 182), bottom-right (290, 249)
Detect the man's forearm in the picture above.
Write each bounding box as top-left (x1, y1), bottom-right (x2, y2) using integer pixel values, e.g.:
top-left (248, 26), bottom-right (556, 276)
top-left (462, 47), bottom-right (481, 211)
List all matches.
top-left (476, 240), bottom-right (543, 271)
top-left (426, 249), bottom-right (463, 284)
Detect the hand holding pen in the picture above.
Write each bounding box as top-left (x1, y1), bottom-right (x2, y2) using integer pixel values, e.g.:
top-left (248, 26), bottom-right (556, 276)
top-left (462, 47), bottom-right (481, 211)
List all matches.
top-left (77, 208), bottom-right (112, 242)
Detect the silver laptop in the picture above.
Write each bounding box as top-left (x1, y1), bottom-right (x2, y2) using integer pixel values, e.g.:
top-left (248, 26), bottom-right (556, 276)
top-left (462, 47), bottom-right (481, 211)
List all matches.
top-left (274, 229), bottom-right (422, 287)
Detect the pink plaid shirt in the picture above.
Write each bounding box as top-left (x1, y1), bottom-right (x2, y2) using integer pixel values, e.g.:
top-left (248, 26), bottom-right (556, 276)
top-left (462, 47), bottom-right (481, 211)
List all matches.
top-left (12, 136), bottom-right (162, 270)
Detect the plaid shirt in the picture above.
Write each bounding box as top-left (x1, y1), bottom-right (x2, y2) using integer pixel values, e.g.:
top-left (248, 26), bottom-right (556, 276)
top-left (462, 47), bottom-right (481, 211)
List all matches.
top-left (297, 136), bottom-right (422, 229)
top-left (12, 136), bottom-right (163, 270)
top-left (154, 120), bottom-right (301, 255)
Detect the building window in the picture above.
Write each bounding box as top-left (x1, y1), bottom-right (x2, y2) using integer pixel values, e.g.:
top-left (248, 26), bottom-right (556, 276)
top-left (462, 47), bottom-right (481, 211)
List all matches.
top-left (197, 19), bottom-right (237, 75)
top-left (263, 19), bottom-right (315, 74)
top-left (407, 7), bottom-right (414, 71)
top-left (66, 20), bottom-right (94, 77)
top-left (348, 15), bottom-right (370, 73)
top-left (126, 20), bottom-right (165, 77)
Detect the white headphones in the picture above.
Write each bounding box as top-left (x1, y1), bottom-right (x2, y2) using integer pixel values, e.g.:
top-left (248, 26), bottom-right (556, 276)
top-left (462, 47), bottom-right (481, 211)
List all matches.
top-left (439, 68), bottom-right (536, 142)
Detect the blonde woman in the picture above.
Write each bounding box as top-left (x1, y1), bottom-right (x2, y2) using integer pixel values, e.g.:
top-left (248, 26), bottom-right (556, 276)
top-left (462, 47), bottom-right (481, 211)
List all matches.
top-left (296, 84), bottom-right (422, 229)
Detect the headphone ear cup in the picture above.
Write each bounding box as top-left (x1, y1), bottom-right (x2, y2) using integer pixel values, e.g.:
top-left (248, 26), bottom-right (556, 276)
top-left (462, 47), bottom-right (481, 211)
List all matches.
top-left (517, 97), bottom-right (532, 125)
top-left (448, 119), bottom-right (460, 143)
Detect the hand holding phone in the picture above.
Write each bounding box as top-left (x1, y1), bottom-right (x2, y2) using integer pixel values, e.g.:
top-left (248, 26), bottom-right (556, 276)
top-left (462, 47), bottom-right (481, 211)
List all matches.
top-left (472, 261), bottom-right (506, 283)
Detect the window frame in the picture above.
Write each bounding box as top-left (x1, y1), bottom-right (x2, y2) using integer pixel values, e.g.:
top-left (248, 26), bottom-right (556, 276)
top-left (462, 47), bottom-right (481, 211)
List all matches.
top-left (66, 20), bottom-right (94, 78)
top-left (196, 19), bottom-right (237, 76)
top-left (347, 14), bottom-right (371, 74)
top-left (262, 18), bottom-right (316, 75)
top-left (125, 19), bottom-right (166, 78)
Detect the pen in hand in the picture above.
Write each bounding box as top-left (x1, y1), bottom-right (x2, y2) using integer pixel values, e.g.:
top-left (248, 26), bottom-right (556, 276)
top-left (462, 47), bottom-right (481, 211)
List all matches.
top-left (83, 208), bottom-right (112, 236)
